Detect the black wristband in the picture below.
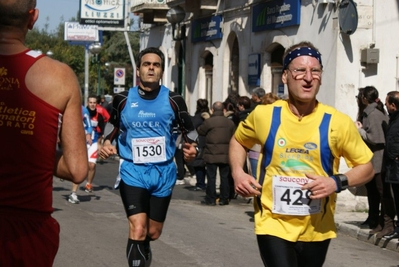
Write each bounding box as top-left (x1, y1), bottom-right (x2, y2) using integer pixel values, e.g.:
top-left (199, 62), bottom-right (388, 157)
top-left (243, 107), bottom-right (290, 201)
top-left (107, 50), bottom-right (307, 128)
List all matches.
top-left (331, 174), bottom-right (349, 193)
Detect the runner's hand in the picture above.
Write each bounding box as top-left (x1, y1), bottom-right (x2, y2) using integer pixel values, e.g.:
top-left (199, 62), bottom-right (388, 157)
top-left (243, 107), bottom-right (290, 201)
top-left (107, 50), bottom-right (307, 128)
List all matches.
top-left (100, 141), bottom-right (117, 159)
top-left (232, 169), bottom-right (261, 198)
top-left (301, 173), bottom-right (337, 199)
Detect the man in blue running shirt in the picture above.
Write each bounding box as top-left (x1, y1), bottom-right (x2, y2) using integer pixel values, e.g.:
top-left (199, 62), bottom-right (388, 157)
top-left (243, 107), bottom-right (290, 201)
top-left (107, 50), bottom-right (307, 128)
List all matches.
top-left (100, 47), bottom-right (197, 267)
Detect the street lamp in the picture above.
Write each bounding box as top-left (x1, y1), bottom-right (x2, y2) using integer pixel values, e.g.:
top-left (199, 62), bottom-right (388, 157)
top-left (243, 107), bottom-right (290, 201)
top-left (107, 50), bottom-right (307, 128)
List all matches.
top-left (103, 62), bottom-right (111, 94)
top-left (166, 6), bottom-right (186, 41)
top-left (89, 43), bottom-right (102, 96)
top-left (166, 6), bottom-right (186, 98)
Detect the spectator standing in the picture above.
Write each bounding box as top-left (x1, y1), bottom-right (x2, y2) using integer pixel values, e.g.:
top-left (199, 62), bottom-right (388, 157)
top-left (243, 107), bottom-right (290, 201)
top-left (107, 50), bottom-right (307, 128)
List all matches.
top-left (224, 101), bottom-right (240, 126)
top-left (250, 87), bottom-right (266, 109)
top-left (356, 88), bottom-right (367, 122)
top-left (236, 96), bottom-right (252, 121)
top-left (382, 91), bottom-right (399, 240)
top-left (198, 101), bottom-right (236, 206)
top-left (355, 86), bottom-right (395, 237)
top-left (188, 99), bottom-right (211, 191)
top-left (69, 95), bottom-right (106, 203)
top-left (99, 47), bottom-right (197, 267)
top-left (229, 41), bottom-right (374, 267)
top-left (0, 1), bottom-right (88, 266)
top-left (224, 91), bottom-right (240, 109)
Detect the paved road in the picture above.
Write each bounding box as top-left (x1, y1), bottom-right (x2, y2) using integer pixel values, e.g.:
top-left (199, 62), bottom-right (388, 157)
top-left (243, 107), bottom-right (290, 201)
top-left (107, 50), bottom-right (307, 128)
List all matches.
top-left (52, 159), bottom-right (399, 266)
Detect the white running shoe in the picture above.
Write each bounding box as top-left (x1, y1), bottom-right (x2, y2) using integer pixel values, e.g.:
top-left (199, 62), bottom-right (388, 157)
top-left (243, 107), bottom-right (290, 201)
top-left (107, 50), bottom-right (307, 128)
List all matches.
top-left (68, 193), bottom-right (80, 204)
top-left (175, 179), bottom-right (185, 185)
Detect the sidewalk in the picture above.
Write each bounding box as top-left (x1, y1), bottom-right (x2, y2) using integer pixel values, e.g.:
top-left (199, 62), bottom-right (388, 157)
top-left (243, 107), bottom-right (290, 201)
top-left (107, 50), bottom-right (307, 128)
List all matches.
top-left (334, 189), bottom-right (399, 253)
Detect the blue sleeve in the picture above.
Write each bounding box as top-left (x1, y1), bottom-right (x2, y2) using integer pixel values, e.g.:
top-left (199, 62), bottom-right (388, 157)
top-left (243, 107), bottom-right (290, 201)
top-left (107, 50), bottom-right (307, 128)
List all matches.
top-left (82, 106), bottom-right (93, 135)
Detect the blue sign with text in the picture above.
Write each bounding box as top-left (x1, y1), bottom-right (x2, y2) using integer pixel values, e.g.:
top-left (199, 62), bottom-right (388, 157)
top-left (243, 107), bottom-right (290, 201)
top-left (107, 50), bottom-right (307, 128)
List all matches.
top-left (252, 0), bottom-right (300, 32)
top-left (191, 15), bottom-right (223, 43)
top-left (248, 54), bottom-right (261, 86)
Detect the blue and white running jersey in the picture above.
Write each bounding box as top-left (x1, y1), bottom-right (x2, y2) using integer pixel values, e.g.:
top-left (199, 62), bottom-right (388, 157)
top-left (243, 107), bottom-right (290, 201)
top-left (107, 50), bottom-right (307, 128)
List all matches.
top-left (117, 86), bottom-right (178, 195)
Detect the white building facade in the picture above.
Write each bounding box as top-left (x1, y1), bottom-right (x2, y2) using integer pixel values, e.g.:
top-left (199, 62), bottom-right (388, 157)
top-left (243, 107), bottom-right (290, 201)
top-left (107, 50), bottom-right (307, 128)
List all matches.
top-left (131, 0), bottom-right (399, 120)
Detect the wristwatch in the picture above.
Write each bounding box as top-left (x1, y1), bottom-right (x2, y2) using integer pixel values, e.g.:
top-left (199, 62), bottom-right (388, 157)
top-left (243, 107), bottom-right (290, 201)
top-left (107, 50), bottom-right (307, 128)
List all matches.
top-left (331, 174), bottom-right (349, 193)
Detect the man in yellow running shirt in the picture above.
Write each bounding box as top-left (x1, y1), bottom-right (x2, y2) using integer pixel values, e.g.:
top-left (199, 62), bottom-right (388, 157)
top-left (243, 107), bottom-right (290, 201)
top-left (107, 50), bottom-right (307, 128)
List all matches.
top-left (229, 41), bottom-right (374, 267)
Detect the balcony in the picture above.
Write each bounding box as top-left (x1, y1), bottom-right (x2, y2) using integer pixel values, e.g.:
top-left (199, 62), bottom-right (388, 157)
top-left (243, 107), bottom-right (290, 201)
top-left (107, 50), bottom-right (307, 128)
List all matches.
top-left (166, 0), bottom-right (218, 13)
top-left (131, 0), bottom-right (219, 24)
top-left (131, 0), bottom-right (169, 24)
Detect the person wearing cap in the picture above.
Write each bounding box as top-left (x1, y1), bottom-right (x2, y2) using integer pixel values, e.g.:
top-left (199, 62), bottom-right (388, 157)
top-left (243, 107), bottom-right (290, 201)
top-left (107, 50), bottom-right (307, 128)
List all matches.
top-left (229, 41), bottom-right (374, 267)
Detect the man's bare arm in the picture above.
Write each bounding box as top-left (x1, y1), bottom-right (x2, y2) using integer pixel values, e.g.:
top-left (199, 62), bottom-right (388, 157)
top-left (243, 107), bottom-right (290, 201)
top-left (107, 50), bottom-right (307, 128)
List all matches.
top-left (27, 58), bottom-right (89, 183)
top-left (229, 136), bottom-right (261, 197)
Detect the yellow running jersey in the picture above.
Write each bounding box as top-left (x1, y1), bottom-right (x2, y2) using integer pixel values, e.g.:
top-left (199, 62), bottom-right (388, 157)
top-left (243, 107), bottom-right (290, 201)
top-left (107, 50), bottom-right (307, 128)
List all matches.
top-left (234, 100), bottom-right (373, 242)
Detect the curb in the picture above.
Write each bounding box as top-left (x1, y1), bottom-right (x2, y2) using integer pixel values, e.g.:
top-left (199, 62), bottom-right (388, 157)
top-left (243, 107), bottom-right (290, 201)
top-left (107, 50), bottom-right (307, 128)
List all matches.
top-left (336, 222), bottom-right (399, 253)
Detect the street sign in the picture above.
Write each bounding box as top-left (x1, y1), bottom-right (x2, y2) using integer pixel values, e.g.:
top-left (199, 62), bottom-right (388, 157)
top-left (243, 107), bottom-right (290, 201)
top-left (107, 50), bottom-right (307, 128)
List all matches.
top-left (64, 22), bottom-right (99, 42)
top-left (114, 87), bottom-right (125, 93)
top-left (114, 68), bottom-right (126, 85)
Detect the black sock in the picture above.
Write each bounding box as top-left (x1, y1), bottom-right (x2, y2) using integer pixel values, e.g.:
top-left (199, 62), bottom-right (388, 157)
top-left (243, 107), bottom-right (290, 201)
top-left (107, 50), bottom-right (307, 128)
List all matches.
top-left (143, 236), bottom-right (153, 267)
top-left (126, 239), bottom-right (147, 267)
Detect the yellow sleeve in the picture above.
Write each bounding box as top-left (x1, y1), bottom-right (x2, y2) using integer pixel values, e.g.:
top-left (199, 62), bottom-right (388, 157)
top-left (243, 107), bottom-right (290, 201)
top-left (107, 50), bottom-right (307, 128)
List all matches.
top-left (330, 111), bottom-right (373, 167)
top-left (234, 104), bottom-right (274, 150)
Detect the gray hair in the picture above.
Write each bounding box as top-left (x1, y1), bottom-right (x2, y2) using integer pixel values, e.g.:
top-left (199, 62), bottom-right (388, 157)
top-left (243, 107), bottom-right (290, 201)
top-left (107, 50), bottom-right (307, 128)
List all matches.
top-left (252, 87), bottom-right (265, 98)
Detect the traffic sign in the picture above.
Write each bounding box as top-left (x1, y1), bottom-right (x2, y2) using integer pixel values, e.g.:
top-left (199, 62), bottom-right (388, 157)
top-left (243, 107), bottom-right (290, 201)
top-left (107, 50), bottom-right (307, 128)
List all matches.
top-left (114, 68), bottom-right (126, 85)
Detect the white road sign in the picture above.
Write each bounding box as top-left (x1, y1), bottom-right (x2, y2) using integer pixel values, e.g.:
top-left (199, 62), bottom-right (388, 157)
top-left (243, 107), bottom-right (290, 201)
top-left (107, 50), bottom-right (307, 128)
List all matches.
top-left (114, 68), bottom-right (126, 85)
top-left (64, 22), bottom-right (99, 42)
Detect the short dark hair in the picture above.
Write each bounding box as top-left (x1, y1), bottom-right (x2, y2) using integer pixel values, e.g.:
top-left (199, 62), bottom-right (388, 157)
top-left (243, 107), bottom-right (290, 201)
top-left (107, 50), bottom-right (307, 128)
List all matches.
top-left (88, 94), bottom-right (97, 101)
top-left (238, 96), bottom-right (251, 109)
top-left (387, 91), bottom-right (399, 107)
top-left (0, 0), bottom-right (36, 29)
top-left (136, 47), bottom-right (165, 72)
top-left (196, 99), bottom-right (209, 114)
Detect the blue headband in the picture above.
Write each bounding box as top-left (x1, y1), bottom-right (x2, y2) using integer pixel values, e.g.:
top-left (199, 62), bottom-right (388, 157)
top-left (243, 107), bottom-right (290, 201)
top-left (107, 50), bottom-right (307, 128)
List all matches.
top-left (283, 47), bottom-right (323, 70)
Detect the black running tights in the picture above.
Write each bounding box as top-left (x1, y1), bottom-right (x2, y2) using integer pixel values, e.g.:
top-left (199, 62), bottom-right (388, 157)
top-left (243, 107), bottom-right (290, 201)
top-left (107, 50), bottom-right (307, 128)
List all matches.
top-left (257, 235), bottom-right (331, 267)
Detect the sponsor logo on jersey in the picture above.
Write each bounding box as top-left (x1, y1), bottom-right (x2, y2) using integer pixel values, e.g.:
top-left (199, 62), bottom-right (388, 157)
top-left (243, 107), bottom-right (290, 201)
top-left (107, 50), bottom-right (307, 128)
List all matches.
top-left (285, 148), bottom-right (310, 154)
top-left (131, 121), bottom-right (161, 128)
top-left (304, 142), bottom-right (317, 150)
top-left (277, 138), bottom-right (286, 147)
top-left (138, 110), bottom-right (156, 118)
top-left (0, 67), bottom-right (20, 91)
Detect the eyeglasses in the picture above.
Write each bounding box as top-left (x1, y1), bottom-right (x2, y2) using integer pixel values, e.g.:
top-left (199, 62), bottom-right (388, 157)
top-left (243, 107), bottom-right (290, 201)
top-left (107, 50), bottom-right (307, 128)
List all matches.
top-left (287, 68), bottom-right (322, 80)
